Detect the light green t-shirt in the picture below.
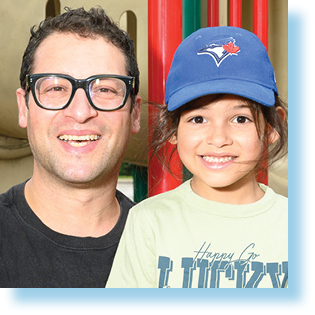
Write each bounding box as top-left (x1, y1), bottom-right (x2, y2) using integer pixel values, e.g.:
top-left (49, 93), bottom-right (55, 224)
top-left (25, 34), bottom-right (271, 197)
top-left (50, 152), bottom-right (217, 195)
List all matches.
top-left (107, 180), bottom-right (288, 288)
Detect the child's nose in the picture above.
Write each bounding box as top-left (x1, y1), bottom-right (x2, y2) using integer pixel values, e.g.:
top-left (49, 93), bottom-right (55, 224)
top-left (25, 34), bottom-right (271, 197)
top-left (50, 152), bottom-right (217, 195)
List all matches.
top-left (206, 125), bottom-right (233, 148)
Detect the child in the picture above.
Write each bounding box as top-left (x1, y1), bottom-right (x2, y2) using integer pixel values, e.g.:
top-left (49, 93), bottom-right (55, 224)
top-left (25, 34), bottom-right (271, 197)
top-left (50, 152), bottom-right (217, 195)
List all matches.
top-left (106, 26), bottom-right (288, 288)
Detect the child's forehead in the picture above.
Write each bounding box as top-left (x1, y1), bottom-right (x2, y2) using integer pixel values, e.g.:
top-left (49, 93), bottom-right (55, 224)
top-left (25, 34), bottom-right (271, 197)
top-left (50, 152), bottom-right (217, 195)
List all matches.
top-left (184, 94), bottom-right (253, 111)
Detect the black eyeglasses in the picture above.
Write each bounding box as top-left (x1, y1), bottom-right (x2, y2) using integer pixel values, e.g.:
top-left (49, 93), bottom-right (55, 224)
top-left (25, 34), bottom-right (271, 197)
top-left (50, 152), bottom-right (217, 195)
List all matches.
top-left (26, 73), bottom-right (135, 111)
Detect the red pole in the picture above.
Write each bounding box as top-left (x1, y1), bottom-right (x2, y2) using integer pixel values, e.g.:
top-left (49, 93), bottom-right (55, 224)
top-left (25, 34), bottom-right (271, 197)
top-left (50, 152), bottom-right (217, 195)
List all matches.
top-left (253, 0), bottom-right (268, 51)
top-left (253, 0), bottom-right (269, 185)
top-left (148, 0), bottom-right (183, 197)
top-left (208, 0), bottom-right (219, 27)
top-left (229, 0), bottom-right (242, 27)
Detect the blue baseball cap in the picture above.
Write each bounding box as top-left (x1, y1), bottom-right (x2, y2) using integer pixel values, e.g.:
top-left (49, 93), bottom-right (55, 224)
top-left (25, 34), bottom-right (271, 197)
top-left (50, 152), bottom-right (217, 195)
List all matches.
top-left (165, 26), bottom-right (278, 111)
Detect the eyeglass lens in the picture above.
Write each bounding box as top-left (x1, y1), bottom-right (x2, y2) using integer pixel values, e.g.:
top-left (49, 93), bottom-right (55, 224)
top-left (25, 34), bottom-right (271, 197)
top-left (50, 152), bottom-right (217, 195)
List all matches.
top-left (34, 76), bottom-right (127, 110)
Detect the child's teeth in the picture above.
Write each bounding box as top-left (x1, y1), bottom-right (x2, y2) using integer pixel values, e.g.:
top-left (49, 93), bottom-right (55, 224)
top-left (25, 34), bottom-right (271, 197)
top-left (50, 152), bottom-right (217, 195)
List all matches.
top-left (203, 156), bottom-right (233, 163)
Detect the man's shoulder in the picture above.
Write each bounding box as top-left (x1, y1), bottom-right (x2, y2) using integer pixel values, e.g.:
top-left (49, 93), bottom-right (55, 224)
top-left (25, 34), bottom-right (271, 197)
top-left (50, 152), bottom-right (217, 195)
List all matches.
top-left (116, 189), bottom-right (136, 212)
top-left (0, 182), bottom-right (26, 235)
top-left (0, 182), bottom-right (25, 207)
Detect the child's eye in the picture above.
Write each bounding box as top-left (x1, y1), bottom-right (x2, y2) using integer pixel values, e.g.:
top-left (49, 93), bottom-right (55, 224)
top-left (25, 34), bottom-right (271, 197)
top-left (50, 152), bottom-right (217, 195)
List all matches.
top-left (232, 116), bottom-right (250, 124)
top-left (190, 116), bottom-right (207, 124)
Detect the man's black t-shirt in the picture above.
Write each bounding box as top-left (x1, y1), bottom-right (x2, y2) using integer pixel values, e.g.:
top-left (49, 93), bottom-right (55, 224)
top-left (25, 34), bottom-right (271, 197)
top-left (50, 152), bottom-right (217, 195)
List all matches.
top-left (0, 181), bottom-right (135, 287)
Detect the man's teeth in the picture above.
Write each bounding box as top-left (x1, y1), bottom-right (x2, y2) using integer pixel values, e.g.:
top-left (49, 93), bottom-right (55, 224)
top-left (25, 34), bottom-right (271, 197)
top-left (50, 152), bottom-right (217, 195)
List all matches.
top-left (58, 135), bottom-right (101, 147)
top-left (202, 156), bottom-right (234, 163)
top-left (59, 135), bottom-right (100, 141)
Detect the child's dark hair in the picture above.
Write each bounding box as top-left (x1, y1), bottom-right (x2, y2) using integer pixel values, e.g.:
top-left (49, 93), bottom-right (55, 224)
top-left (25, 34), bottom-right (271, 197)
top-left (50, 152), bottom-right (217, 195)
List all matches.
top-left (150, 93), bottom-right (288, 176)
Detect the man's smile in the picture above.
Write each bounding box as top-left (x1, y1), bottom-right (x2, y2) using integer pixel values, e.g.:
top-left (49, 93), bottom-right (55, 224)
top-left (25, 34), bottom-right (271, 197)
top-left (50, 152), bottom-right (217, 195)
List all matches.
top-left (58, 134), bottom-right (101, 147)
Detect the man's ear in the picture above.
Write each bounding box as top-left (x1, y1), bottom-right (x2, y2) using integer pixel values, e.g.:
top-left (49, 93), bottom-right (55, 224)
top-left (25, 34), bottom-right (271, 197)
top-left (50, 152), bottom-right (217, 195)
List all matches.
top-left (16, 88), bottom-right (28, 129)
top-left (268, 106), bottom-right (286, 144)
top-left (131, 95), bottom-right (141, 134)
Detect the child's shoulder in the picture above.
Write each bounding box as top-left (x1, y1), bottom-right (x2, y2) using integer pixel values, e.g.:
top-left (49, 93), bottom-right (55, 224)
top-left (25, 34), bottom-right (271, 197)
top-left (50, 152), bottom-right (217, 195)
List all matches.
top-left (263, 184), bottom-right (288, 208)
top-left (130, 181), bottom-right (189, 215)
top-left (274, 190), bottom-right (288, 205)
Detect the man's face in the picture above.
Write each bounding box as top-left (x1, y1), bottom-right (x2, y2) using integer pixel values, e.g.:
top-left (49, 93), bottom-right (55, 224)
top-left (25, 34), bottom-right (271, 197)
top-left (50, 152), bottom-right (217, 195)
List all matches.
top-left (17, 33), bottom-right (141, 187)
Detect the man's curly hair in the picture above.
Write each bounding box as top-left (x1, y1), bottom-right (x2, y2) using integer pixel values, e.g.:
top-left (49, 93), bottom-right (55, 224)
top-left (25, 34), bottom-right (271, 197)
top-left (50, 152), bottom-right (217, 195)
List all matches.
top-left (20, 7), bottom-right (139, 106)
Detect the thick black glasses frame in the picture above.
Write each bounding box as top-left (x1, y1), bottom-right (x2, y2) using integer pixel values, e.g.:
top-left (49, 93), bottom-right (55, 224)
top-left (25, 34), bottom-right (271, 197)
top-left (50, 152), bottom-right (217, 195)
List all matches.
top-left (26, 73), bottom-right (135, 111)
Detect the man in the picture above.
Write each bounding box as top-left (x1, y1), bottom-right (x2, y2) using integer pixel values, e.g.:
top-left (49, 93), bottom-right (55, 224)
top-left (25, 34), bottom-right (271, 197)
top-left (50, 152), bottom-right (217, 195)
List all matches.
top-left (0, 7), bottom-right (141, 287)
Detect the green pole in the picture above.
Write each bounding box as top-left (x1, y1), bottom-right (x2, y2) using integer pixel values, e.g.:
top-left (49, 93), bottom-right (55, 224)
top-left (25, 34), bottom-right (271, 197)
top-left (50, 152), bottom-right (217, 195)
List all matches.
top-left (183, 0), bottom-right (202, 39)
top-left (182, 0), bottom-right (202, 181)
top-left (132, 165), bottom-right (148, 202)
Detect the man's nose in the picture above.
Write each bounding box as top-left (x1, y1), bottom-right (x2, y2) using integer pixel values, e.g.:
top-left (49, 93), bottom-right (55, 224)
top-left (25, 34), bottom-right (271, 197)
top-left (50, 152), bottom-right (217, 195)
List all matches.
top-left (63, 88), bottom-right (98, 123)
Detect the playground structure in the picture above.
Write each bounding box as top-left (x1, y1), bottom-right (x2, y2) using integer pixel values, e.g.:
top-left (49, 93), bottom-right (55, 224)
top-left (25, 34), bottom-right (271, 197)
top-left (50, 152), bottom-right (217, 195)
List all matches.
top-left (0, 0), bottom-right (288, 200)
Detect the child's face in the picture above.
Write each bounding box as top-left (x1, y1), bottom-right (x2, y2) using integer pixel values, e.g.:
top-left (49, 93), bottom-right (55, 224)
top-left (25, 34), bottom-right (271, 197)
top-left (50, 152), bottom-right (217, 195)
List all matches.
top-left (172, 95), bottom-right (267, 202)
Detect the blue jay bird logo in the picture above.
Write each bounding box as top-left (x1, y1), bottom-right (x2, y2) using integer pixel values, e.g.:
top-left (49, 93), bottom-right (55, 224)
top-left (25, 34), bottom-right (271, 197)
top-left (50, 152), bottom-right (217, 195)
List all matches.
top-left (197, 37), bottom-right (240, 67)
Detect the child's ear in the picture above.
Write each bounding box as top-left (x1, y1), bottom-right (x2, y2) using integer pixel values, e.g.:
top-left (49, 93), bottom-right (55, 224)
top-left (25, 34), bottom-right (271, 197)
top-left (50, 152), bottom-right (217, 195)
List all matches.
top-left (169, 134), bottom-right (178, 145)
top-left (268, 106), bottom-right (286, 144)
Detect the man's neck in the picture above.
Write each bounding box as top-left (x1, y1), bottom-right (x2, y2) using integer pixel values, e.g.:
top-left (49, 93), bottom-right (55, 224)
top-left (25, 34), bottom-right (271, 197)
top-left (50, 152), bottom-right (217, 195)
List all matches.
top-left (24, 174), bottom-right (121, 238)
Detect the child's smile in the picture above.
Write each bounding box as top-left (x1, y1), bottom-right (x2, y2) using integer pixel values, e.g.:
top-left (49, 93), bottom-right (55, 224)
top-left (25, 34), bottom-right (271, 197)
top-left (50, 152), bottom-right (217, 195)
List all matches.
top-left (200, 154), bottom-right (237, 170)
top-left (202, 155), bottom-right (235, 163)
top-left (172, 95), bottom-right (266, 204)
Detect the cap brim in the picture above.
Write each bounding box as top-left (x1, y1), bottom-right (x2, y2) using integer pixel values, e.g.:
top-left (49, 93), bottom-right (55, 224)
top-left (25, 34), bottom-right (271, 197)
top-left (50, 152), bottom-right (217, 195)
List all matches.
top-left (166, 79), bottom-right (276, 111)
